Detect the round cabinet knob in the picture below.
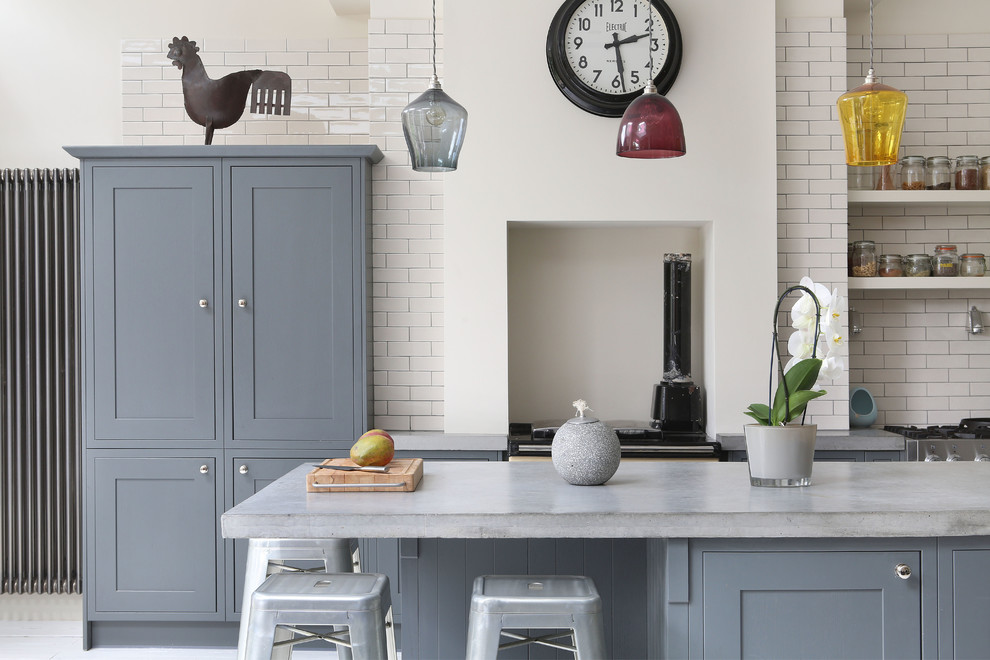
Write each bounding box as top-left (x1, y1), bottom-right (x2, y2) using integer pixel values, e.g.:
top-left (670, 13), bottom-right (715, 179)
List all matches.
top-left (199, 299), bottom-right (209, 308)
top-left (238, 299), bottom-right (247, 308)
top-left (199, 465), bottom-right (209, 474)
top-left (239, 464), bottom-right (249, 474)
top-left (895, 563), bottom-right (912, 580)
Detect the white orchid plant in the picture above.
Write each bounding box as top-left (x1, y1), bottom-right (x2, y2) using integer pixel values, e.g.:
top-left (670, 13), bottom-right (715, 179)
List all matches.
top-left (745, 277), bottom-right (847, 426)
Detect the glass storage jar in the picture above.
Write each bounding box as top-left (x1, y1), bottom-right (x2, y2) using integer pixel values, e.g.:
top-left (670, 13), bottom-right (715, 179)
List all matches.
top-left (955, 155), bottom-right (980, 190)
top-left (878, 254), bottom-right (903, 276)
top-left (933, 244), bottom-right (960, 276)
top-left (926, 156), bottom-right (951, 190)
top-left (850, 240), bottom-right (877, 277)
top-left (961, 253), bottom-right (986, 277)
top-left (981, 156), bottom-right (990, 190)
top-left (899, 156), bottom-right (926, 190)
top-left (905, 254), bottom-right (931, 277)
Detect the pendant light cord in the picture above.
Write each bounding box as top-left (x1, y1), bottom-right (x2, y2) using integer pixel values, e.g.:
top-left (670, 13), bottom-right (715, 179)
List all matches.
top-left (432, 0), bottom-right (438, 80)
top-left (648, 2), bottom-right (654, 75)
top-left (869, 0), bottom-right (874, 71)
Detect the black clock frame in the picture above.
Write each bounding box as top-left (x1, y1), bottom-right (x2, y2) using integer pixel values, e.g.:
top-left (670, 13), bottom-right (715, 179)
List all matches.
top-left (546, 0), bottom-right (683, 117)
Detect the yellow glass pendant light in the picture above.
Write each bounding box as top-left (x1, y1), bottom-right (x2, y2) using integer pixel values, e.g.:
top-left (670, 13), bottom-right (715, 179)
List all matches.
top-left (837, 0), bottom-right (907, 166)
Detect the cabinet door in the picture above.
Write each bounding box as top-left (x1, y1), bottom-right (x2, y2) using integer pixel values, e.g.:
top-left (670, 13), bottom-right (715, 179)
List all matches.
top-left (702, 550), bottom-right (921, 659)
top-left (92, 456), bottom-right (219, 615)
top-left (227, 456), bottom-right (333, 617)
top-left (91, 166), bottom-right (218, 442)
top-left (229, 166), bottom-right (357, 442)
top-left (938, 542), bottom-right (990, 658)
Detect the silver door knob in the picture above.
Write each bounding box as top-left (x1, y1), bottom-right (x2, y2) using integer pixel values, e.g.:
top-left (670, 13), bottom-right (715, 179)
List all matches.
top-left (238, 299), bottom-right (247, 308)
top-left (199, 299), bottom-right (209, 308)
top-left (239, 465), bottom-right (249, 474)
top-left (895, 563), bottom-right (912, 580)
top-left (200, 465), bottom-right (209, 474)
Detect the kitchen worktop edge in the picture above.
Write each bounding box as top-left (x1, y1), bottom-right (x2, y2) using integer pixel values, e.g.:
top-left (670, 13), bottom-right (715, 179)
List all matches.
top-left (716, 428), bottom-right (904, 452)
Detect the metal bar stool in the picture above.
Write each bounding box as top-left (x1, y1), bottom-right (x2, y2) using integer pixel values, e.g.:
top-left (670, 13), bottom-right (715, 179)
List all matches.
top-left (243, 572), bottom-right (396, 660)
top-left (237, 538), bottom-right (360, 660)
top-left (466, 575), bottom-right (607, 659)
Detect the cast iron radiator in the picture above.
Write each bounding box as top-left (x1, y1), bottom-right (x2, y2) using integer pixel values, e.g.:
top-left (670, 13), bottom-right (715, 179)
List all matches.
top-left (0, 168), bottom-right (81, 594)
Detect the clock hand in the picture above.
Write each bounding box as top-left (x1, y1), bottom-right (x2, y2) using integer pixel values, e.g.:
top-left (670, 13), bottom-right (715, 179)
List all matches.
top-left (606, 32), bottom-right (627, 93)
top-left (614, 32), bottom-right (650, 47)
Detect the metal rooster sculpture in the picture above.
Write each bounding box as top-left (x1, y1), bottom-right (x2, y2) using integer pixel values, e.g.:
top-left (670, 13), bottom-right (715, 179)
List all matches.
top-left (167, 36), bottom-right (292, 145)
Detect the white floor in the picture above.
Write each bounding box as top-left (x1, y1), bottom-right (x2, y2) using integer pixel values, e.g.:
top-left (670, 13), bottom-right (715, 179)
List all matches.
top-left (0, 622), bottom-right (334, 660)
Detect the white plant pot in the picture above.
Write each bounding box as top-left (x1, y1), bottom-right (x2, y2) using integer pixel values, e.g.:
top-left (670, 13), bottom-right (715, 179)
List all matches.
top-left (744, 424), bottom-right (817, 487)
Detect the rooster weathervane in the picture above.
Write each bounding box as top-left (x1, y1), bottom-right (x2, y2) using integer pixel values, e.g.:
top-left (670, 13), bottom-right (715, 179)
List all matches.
top-left (167, 36), bottom-right (292, 145)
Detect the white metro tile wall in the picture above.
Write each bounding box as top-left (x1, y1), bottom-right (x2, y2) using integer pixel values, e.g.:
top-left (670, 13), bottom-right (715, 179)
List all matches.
top-left (776, 16), bottom-right (850, 430)
top-left (121, 27), bottom-right (445, 431)
top-left (847, 32), bottom-right (990, 425)
top-left (121, 37), bottom-right (371, 145)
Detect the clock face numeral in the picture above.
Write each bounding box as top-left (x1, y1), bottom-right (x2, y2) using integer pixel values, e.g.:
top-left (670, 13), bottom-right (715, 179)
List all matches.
top-left (564, 0), bottom-right (669, 96)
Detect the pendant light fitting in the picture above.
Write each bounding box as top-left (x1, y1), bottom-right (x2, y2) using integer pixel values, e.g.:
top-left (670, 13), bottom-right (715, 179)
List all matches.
top-left (616, 2), bottom-right (685, 159)
top-left (837, 0), bottom-right (907, 167)
top-left (400, 0), bottom-right (468, 173)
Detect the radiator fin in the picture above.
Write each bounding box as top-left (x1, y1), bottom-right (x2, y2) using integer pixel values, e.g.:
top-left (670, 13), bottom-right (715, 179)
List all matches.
top-left (0, 168), bottom-right (81, 594)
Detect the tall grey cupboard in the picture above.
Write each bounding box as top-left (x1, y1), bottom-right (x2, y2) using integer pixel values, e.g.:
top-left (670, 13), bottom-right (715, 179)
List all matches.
top-left (66, 146), bottom-right (383, 648)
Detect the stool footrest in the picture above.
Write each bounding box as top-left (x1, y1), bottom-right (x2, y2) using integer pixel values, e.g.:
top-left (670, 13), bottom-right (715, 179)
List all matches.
top-left (274, 624), bottom-right (352, 649)
top-left (499, 630), bottom-right (576, 653)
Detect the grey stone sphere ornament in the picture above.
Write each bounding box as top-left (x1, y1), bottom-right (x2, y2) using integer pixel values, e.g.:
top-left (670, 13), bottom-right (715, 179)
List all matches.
top-left (551, 399), bottom-right (621, 486)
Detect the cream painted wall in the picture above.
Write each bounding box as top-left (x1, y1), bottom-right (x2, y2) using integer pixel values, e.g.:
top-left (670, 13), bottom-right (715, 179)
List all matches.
top-left (0, 0), bottom-right (366, 167)
top-left (443, 0), bottom-right (779, 434)
top-left (507, 225), bottom-right (703, 424)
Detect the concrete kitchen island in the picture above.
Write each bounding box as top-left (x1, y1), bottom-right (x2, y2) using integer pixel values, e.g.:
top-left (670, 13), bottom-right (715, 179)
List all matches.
top-left (222, 461), bottom-right (990, 659)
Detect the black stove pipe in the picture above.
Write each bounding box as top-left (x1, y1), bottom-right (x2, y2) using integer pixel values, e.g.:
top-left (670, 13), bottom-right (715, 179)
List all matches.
top-left (651, 253), bottom-right (704, 432)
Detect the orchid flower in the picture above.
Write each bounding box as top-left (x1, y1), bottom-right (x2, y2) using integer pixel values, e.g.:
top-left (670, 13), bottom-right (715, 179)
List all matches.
top-left (818, 354), bottom-right (844, 382)
top-left (746, 277), bottom-right (847, 427)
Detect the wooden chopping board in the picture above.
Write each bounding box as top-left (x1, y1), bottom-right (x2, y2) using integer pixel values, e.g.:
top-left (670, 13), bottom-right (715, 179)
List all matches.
top-left (306, 458), bottom-right (423, 492)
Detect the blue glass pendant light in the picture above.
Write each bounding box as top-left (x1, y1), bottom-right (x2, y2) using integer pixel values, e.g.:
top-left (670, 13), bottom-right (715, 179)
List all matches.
top-left (616, 5), bottom-right (685, 158)
top-left (401, 0), bottom-right (468, 172)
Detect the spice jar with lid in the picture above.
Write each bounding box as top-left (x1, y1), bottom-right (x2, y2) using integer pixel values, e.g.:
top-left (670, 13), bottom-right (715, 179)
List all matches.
top-left (926, 156), bottom-right (951, 190)
top-left (933, 244), bottom-right (960, 276)
top-left (899, 156), bottom-right (926, 190)
top-left (955, 155), bottom-right (980, 190)
top-left (878, 254), bottom-right (903, 276)
top-left (850, 240), bottom-right (877, 277)
top-left (981, 157), bottom-right (990, 190)
top-left (905, 254), bottom-right (932, 277)
top-left (961, 253), bottom-right (986, 277)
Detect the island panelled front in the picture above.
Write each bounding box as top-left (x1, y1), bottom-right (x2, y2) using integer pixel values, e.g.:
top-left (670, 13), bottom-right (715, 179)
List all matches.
top-left (67, 145), bottom-right (386, 648)
top-left (223, 460), bottom-right (990, 659)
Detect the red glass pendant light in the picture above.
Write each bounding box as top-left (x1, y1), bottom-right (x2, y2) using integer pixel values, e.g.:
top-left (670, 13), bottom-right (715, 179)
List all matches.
top-left (616, 5), bottom-right (685, 159)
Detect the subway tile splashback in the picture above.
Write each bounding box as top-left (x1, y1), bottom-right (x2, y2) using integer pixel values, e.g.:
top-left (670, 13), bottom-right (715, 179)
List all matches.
top-left (847, 33), bottom-right (990, 426)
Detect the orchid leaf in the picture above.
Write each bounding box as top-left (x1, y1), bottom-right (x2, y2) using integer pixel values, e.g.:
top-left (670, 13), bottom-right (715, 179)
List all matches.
top-left (770, 388), bottom-right (826, 426)
top-left (771, 358), bottom-right (822, 415)
top-left (744, 403), bottom-right (771, 426)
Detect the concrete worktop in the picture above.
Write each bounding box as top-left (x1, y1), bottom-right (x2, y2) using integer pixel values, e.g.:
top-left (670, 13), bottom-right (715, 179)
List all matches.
top-left (716, 427), bottom-right (904, 452)
top-left (222, 460), bottom-right (990, 540)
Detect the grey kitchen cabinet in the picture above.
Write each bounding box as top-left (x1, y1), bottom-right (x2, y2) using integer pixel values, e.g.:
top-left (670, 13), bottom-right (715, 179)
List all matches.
top-left (398, 538), bottom-right (650, 660)
top-left (937, 537), bottom-right (990, 659)
top-left (227, 454), bottom-right (347, 618)
top-left (90, 165), bottom-right (221, 446)
top-left (228, 165), bottom-right (359, 444)
top-left (69, 145), bottom-right (383, 648)
top-left (89, 453), bottom-right (222, 618)
top-left (666, 538), bottom-right (938, 660)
